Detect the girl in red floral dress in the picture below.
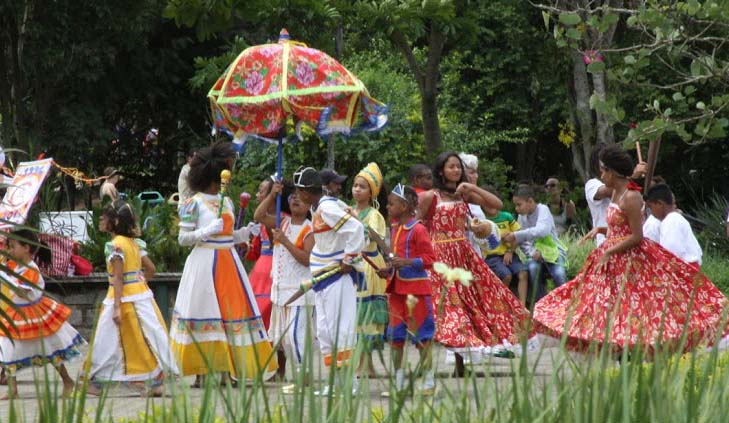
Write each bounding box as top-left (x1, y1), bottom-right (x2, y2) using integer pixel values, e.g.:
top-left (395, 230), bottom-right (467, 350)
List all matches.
top-left (418, 152), bottom-right (531, 374)
top-left (534, 145), bottom-right (729, 354)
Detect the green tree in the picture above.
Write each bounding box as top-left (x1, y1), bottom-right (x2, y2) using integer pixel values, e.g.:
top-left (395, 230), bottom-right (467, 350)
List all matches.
top-left (0, 0), bottom-right (215, 205)
top-left (536, 0), bottom-right (729, 182)
top-left (353, 0), bottom-right (480, 156)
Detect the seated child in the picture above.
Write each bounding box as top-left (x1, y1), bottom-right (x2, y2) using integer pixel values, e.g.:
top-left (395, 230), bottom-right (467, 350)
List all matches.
top-left (482, 206), bottom-right (528, 305)
top-left (379, 184), bottom-right (436, 397)
top-left (644, 183), bottom-right (702, 267)
top-left (502, 185), bottom-right (567, 305)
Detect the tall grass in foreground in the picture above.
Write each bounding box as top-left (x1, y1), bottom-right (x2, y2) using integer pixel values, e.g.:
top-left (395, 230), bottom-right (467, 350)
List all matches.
top-left (5, 338), bottom-right (729, 422)
top-left (6, 235), bottom-right (729, 422)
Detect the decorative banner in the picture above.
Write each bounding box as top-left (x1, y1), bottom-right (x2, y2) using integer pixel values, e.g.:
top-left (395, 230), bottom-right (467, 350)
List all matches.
top-left (0, 158), bottom-right (54, 229)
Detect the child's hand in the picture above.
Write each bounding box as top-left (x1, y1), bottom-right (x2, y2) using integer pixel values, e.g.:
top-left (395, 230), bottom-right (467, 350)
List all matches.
top-left (390, 257), bottom-right (411, 269)
top-left (271, 228), bottom-right (286, 244)
top-left (113, 304), bottom-right (122, 325)
top-left (376, 266), bottom-right (392, 278)
top-left (455, 182), bottom-right (473, 198)
top-left (579, 228), bottom-right (599, 245)
top-left (502, 232), bottom-right (516, 244)
top-left (631, 162), bottom-right (648, 179)
top-left (532, 251), bottom-right (542, 262)
top-left (271, 182), bottom-right (283, 195)
top-left (503, 251), bottom-right (513, 265)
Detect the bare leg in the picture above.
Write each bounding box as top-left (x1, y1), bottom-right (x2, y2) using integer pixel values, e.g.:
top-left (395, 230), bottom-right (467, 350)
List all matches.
top-left (502, 274), bottom-right (512, 287)
top-left (452, 354), bottom-right (465, 378)
top-left (191, 374), bottom-right (204, 388)
top-left (517, 271), bottom-right (528, 306)
top-left (54, 364), bottom-right (75, 398)
top-left (275, 350), bottom-right (287, 381)
top-left (366, 353), bottom-right (376, 378)
top-left (0, 376), bottom-right (18, 400)
top-left (85, 382), bottom-right (102, 396)
top-left (220, 372), bottom-right (237, 387)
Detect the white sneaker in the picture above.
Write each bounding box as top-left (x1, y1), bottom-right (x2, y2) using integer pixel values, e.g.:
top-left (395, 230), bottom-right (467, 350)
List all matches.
top-left (313, 385), bottom-right (334, 396)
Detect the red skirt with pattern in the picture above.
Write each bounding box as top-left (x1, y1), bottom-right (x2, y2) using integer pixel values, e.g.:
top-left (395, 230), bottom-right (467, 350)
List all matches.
top-left (429, 238), bottom-right (530, 348)
top-left (533, 238), bottom-right (729, 353)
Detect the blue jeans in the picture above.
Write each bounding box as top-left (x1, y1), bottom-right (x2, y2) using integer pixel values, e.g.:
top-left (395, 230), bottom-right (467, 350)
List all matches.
top-left (527, 253), bottom-right (567, 304)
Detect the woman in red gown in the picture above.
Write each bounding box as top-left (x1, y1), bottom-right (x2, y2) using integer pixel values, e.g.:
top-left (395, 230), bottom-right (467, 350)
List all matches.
top-left (534, 145), bottom-right (729, 353)
top-left (418, 152), bottom-right (530, 373)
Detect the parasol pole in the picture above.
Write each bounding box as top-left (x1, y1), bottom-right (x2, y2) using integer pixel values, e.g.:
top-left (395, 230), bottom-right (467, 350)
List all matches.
top-left (275, 126), bottom-right (285, 228)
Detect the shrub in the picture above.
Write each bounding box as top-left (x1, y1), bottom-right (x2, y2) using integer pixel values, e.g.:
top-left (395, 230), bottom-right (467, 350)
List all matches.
top-left (80, 200), bottom-right (190, 273)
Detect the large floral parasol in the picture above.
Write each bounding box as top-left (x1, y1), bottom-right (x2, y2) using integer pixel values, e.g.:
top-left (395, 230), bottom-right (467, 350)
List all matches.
top-left (209, 29), bottom-right (387, 143)
top-left (208, 29), bottom-right (387, 224)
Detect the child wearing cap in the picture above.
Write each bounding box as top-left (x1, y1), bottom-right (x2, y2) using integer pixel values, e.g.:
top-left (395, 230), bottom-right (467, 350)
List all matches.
top-left (351, 162), bottom-right (388, 377)
top-left (293, 167), bottom-right (365, 395)
top-left (320, 169), bottom-right (348, 198)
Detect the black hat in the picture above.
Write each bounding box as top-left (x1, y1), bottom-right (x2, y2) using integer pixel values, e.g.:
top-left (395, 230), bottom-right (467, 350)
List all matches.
top-left (294, 167), bottom-right (322, 188)
top-left (320, 169), bottom-right (347, 185)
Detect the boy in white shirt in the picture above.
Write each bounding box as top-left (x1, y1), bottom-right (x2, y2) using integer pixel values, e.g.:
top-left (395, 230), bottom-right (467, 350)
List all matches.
top-left (644, 183), bottom-right (702, 266)
top-left (294, 167), bottom-right (365, 395)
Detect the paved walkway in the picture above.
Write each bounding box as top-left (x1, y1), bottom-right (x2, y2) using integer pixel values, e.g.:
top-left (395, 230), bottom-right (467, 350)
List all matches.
top-left (0, 344), bottom-right (569, 421)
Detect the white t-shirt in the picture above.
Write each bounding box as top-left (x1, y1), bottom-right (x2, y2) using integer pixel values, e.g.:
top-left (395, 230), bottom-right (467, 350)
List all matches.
top-left (643, 214), bottom-right (661, 243)
top-left (468, 203), bottom-right (486, 258)
top-left (584, 178), bottom-right (610, 246)
top-left (659, 211), bottom-right (702, 265)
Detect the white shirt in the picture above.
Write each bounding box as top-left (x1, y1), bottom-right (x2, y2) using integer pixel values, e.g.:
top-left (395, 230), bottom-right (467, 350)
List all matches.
top-left (585, 178), bottom-right (609, 246)
top-left (660, 211), bottom-right (702, 265)
top-left (309, 196), bottom-right (365, 277)
top-left (177, 163), bottom-right (194, 206)
top-left (467, 203), bottom-right (486, 258)
top-left (271, 216), bottom-right (314, 306)
top-left (515, 203), bottom-right (561, 257)
top-left (643, 214), bottom-right (661, 243)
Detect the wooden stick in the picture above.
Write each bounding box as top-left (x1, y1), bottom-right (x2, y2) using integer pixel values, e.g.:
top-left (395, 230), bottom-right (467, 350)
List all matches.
top-left (643, 138), bottom-right (662, 192)
top-left (635, 142), bottom-right (643, 163)
top-left (361, 252), bottom-right (382, 272)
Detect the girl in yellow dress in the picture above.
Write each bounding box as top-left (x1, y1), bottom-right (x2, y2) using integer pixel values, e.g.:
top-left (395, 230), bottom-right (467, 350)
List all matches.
top-left (351, 162), bottom-right (388, 377)
top-left (85, 200), bottom-right (177, 396)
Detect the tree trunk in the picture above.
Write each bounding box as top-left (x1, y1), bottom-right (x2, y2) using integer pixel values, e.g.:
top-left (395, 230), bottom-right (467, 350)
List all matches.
top-left (389, 25), bottom-right (444, 156)
top-left (569, 51), bottom-right (596, 182)
top-left (421, 90), bottom-right (441, 156)
top-left (515, 141), bottom-right (537, 182)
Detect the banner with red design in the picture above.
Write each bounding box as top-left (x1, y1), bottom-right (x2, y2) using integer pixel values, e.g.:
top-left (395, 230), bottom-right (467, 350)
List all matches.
top-left (0, 158), bottom-right (54, 229)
